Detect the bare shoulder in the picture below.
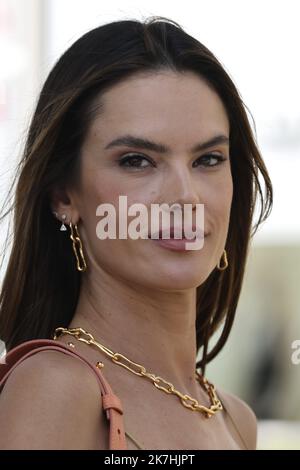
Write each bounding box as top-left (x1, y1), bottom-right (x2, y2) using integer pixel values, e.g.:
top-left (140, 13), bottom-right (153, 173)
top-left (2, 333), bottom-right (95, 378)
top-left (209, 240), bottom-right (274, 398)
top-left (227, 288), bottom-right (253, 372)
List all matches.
top-left (0, 350), bottom-right (108, 449)
top-left (218, 388), bottom-right (257, 450)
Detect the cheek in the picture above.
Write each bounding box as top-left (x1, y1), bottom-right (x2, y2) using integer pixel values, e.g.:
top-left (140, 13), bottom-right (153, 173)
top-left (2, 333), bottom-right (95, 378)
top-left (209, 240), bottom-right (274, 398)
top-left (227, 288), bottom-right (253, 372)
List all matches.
top-left (78, 171), bottom-right (152, 248)
top-left (205, 172), bottom-right (233, 229)
top-left (82, 168), bottom-right (152, 208)
top-left (219, 179), bottom-right (233, 219)
top-left (78, 171), bottom-right (125, 219)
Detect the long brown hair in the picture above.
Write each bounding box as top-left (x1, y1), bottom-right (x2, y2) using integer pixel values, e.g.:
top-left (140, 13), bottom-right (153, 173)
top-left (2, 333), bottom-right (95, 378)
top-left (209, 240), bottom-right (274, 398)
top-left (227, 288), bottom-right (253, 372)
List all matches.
top-left (0, 16), bottom-right (272, 373)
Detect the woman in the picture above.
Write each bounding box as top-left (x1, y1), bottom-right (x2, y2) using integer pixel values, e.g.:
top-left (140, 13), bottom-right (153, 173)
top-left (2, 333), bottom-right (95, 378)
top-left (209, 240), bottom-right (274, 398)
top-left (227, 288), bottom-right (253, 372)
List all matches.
top-left (0, 16), bottom-right (272, 449)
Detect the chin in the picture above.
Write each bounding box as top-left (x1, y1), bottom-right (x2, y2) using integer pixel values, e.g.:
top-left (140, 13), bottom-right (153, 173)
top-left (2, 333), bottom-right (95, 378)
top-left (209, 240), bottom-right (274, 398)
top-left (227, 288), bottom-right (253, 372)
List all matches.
top-left (147, 269), bottom-right (210, 291)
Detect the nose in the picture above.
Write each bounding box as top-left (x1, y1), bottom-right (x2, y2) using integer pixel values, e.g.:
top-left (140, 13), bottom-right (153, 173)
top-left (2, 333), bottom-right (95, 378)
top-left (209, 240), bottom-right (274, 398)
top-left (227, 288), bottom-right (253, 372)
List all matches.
top-left (164, 163), bottom-right (200, 210)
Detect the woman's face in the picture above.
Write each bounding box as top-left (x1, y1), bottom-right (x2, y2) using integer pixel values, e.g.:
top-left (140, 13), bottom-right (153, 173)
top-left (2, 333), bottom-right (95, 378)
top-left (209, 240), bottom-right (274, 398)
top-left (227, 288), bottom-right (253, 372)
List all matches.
top-left (69, 71), bottom-right (233, 290)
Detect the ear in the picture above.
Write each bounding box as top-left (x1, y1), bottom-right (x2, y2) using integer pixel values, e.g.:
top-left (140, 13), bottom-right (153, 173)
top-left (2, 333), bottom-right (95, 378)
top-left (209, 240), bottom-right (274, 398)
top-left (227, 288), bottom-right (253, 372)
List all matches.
top-left (50, 186), bottom-right (80, 225)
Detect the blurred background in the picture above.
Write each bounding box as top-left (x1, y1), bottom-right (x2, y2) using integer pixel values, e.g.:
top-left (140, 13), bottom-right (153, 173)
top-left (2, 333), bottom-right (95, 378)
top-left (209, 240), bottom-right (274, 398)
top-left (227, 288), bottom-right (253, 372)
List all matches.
top-left (0, 0), bottom-right (299, 449)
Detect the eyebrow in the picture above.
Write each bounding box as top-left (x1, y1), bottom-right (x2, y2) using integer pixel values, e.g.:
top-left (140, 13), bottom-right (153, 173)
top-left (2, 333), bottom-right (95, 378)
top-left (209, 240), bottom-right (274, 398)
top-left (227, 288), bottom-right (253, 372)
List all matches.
top-left (104, 134), bottom-right (230, 154)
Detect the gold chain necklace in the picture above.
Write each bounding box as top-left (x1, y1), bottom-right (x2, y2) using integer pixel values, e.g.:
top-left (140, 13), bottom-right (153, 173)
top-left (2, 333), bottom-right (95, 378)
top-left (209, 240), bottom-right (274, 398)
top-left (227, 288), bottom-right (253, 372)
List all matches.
top-left (53, 327), bottom-right (223, 418)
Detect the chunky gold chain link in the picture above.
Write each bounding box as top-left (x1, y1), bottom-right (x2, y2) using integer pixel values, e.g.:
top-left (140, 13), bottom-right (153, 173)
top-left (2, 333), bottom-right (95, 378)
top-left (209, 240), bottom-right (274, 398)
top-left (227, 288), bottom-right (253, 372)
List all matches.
top-left (54, 326), bottom-right (223, 418)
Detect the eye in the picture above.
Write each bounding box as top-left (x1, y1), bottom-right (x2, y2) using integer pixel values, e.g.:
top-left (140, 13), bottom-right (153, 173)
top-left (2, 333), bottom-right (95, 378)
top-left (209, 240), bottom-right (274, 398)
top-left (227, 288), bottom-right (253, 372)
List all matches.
top-left (193, 153), bottom-right (227, 168)
top-left (118, 153), bottom-right (154, 169)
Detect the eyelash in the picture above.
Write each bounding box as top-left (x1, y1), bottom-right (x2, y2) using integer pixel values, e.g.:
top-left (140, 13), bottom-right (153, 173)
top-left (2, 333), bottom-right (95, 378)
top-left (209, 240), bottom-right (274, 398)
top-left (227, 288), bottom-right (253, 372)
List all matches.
top-left (118, 153), bottom-right (227, 169)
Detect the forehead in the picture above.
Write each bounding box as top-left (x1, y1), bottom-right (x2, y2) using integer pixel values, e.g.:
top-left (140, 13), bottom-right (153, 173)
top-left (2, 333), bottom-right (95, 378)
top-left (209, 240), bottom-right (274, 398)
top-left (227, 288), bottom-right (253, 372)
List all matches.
top-left (89, 71), bottom-right (229, 142)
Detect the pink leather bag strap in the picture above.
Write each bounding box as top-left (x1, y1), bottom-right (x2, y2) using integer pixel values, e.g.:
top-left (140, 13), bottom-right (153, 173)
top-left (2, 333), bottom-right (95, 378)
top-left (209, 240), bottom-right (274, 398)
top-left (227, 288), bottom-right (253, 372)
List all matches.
top-left (0, 339), bottom-right (127, 450)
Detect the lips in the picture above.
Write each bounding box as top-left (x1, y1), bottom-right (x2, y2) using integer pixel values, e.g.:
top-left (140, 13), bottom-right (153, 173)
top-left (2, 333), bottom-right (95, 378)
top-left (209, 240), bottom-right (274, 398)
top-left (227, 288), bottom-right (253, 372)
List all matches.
top-left (148, 225), bottom-right (206, 240)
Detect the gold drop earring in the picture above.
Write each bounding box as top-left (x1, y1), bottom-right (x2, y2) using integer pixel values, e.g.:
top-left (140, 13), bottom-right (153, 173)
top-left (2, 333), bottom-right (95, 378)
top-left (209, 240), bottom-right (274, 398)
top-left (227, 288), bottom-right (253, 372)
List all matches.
top-left (69, 222), bottom-right (87, 272)
top-left (52, 211), bottom-right (87, 272)
top-left (217, 249), bottom-right (228, 271)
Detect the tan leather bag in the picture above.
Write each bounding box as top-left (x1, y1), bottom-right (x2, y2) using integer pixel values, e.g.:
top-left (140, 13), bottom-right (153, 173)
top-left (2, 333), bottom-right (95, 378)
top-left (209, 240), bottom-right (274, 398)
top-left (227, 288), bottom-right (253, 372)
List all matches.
top-left (0, 339), bottom-right (127, 450)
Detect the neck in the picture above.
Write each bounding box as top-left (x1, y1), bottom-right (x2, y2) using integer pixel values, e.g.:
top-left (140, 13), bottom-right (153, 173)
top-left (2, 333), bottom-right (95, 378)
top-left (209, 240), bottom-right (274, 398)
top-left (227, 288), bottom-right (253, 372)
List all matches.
top-left (69, 268), bottom-right (200, 394)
